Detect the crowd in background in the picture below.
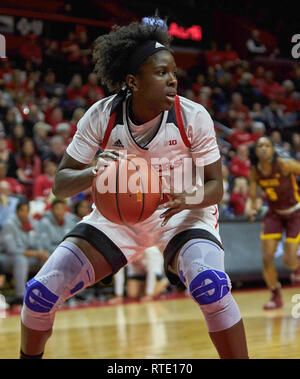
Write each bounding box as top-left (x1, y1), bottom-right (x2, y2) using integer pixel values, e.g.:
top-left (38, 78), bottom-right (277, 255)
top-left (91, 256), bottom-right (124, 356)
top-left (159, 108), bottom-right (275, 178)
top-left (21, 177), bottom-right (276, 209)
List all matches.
top-left (0, 26), bottom-right (300, 305)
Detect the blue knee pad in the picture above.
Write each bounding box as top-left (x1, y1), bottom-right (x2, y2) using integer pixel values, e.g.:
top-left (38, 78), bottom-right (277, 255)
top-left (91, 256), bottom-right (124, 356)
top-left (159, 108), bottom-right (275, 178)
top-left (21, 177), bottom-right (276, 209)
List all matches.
top-left (189, 269), bottom-right (230, 305)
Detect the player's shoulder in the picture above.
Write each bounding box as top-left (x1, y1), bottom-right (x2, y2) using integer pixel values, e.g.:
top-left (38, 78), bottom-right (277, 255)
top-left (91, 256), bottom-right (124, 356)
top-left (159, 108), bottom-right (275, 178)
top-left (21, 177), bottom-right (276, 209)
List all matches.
top-left (178, 95), bottom-right (213, 124)
top-left (86, 94), bottom-right (117, 117)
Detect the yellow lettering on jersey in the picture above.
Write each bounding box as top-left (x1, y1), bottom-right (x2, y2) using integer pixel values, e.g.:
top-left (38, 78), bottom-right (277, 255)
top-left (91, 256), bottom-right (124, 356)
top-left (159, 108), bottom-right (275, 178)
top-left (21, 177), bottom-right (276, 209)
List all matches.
top-left (259, 179), bottom-right (280, 187)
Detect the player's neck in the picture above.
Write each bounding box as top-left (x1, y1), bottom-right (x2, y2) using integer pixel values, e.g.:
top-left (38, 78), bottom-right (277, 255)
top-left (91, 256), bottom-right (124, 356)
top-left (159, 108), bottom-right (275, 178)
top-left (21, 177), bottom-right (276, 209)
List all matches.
top-left (258, 159), bottom-right (273, 175)
top-left (129, 97), bottom-right (162, 125)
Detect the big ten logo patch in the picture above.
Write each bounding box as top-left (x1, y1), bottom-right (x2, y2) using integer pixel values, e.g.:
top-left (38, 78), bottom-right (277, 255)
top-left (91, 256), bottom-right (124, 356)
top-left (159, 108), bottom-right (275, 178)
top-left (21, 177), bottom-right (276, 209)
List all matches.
top-left (291, 34), bottom-right (300, 59)
top-left (0, 34), bottom-right (6, 59)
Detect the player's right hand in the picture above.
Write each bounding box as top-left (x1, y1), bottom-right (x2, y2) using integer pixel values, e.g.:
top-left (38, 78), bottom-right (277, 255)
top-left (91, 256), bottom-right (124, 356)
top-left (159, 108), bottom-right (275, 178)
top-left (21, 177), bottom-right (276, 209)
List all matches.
top-left (95, 150), bottom-right (124, 173)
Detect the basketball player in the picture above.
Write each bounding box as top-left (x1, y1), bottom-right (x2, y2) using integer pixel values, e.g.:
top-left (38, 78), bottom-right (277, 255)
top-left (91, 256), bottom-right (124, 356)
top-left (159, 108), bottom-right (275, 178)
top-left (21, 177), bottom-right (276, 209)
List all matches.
top-left (249, 137), bottom-right (300, 309)
top-left (20, 19), bottom-right (248, 359)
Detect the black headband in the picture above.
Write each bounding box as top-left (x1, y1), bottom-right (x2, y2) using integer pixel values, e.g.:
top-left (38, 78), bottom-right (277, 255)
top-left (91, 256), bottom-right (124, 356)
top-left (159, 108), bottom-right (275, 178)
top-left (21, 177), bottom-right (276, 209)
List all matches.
top-left (128, 40), bottom-right (170, 74)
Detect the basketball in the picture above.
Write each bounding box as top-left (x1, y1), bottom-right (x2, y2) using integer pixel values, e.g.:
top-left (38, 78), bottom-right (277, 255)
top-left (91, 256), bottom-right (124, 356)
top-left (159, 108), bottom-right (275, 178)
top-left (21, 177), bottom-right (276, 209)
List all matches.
top-left (92, 155), bottom-right (162, 225)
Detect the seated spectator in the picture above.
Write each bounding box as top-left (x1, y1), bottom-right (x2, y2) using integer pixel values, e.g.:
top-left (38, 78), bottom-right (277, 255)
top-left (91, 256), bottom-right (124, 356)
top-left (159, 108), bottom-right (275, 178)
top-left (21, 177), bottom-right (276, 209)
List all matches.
top-left (270, 130), bottom-right (292, 158)
top-left (2, 200), bottom-right (49, 306)
top-left (219, 165), bottom-right (231, 211)
top-left (262, 101), bottom-right (287, 130)
top-left (15, 138), bottom-right (42, 200)
top-left (56, 122), bottom-right (71, 145)
top-left (20, 33), bottom-right (43, 67)
top-left (191, 74), bottom-right (206, 96)
top-left (291, 133), bottom-right (300, 161)
top-left (9, 123), bottom-right (26, 154)
top-left (70, 107), bottom-right (85, 137)
top-left (235, 72), bottom-right (256, 107)
top-left (61, 31), bottom-right (81, 64)
top-left (38, 199), bottom-right (77, 254)
top-left (250, 121), bottom-right (266, 143)
top-left (0, 181), bottom-right (19, 228)
top-left (229, 144), bottom-right (251, 178)
top-left (2, 108), bottom-right (17, 136)
top-left (33, 160), bottom-right (58, 202)
top-left (42, 135), bottom-right (65, 164)
top-left (80, 73), bottom-right (105, 106)
top-left (222, 43), bottom-right (240, 66)
top-left (0, 132), bottom-right (18, 177)
top-left (42, 69), bottom-right (65, 100)
top-left (22, 104), bottom-right (45, 138)
top-left (33, 121), bottom-right (51, 158)
top-left (66, 74), bottom-right (84, 103)
top-left (260, 71), bottom-right (284, 101)
top-left (72, 199), bottom-right (92, 222)
top-left (246, 29), bottom-right (267, 58)
top-left (227, 119), bottom-right (254, 149)
top-left (0, 161), bottom-right (25, 195)
top-left (249, 102), bottom-right (266, 123)
top-left (205, 41), bottom-right (224, 68)
top-left (229, 177), bottom-right (249, 216)
top-left (228, 93), bottom-right (251, 125)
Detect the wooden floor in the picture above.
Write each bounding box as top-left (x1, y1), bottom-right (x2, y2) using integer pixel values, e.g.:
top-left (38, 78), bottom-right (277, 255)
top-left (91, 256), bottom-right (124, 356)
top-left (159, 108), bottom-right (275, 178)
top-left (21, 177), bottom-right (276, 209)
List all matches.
top-left (1, 287), bottom-right (300, 359)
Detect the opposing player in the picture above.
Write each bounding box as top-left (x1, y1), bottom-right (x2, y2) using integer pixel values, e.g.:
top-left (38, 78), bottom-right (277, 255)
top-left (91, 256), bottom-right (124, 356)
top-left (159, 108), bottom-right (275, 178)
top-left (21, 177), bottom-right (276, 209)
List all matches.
top-left (249, 137), bottom-right (300, 309)
top-left (20, 19), bottom-right (248, 359)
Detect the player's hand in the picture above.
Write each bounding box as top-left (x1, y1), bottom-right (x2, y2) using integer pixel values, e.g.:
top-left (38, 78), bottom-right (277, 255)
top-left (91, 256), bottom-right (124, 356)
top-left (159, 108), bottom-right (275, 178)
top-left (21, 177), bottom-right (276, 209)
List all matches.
top-left (95, 150), bottom-right (125, 174)
top-left (248, 208), bottom-right (257, 222)
top-left (160, 185), bottom-right (192, 227)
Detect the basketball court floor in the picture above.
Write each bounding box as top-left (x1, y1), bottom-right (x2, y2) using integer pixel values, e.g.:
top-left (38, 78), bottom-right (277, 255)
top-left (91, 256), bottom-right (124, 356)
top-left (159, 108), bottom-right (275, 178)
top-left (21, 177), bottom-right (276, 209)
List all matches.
top-left (0, 286), bottom-right (300, 359)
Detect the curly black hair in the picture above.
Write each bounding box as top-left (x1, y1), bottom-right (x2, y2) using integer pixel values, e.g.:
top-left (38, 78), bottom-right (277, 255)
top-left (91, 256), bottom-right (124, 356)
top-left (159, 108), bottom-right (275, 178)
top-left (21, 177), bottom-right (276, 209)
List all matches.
top-left (93, 18), bottom-right (172, 93)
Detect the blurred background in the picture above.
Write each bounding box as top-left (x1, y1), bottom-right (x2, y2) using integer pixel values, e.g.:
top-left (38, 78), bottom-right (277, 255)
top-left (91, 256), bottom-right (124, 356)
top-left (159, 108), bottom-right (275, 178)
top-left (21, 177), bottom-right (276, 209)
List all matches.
top-left (0, 0), bottom-right (300, 308)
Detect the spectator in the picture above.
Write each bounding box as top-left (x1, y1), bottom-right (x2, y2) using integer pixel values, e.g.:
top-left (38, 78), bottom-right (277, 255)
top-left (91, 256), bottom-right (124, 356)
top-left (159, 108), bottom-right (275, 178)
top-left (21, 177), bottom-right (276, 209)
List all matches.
top-left (2, 200), bottom-right (49, 306)
top-left (227, 119), bottom-right (254, 149)
top-left (205, 41), bottom-right (224, 68)
top-left (38, 199), bottom-right (77, 254)
top-left (72, 199), bottom-right (92, 222)
top-left (66, 74), bottom-right (84, 103)
top-left (46, 106), bottom-right (69, 135)
top-left (249, 102), bottom-right (266, 123)
top-left (70, 107), bottom-right (85, 137)
top-left (9, 123), bottom-right (26, 154)
top-left (33, 160), bottom-right (58, 201)
top-left (22, 104), bottom-right (45, 138)
top-left (33, 121), bottom-right (51, 158)
top-left (229, 144), bottom-right (251, 178)
top-left (0, 161), bottom-right (25, 195)
top-left (56, 122), bottom-right (71, 145)
top-left (42, 69), bottom-right (65, 100)
top-left (0, 132), bottom-right (18, 177)
top-left (290, 133), bottom-right (300, 161)
top-left (250, 121), bottom-right (266, 143)
top-left (80, 73), bottom-right (105, 106)
top-left (0, 181), bottom-right (19, 228)
top-left (222, 43), bottom-right (240, 66)
top-left (246, 29), bottom-right (267, 58)
top-left (228, 93), bottom-right (251, 125)
top-left (270, 130), bottom-right (292, 158)
top-left (229, 177), bottom-right (249, 216)
top-left (20, 33), bottom-right (43, 67)
top-left (42, 135), bottom-right (65, 164)
top-left (262, 101), bottom-right (287, 130)
top-left (15, 138), bottom-right (42, 199)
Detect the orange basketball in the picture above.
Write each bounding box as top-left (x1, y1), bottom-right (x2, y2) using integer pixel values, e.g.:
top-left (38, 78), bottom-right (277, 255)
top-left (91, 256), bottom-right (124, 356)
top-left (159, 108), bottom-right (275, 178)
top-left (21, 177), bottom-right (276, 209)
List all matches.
top-left (92, 156), bottom-right (162, 226)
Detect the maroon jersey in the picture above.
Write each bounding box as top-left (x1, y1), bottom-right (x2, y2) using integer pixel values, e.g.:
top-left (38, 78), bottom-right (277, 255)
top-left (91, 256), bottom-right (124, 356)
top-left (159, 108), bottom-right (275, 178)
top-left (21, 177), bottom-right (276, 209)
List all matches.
top-left (256, 159), bottom-right (300, 211)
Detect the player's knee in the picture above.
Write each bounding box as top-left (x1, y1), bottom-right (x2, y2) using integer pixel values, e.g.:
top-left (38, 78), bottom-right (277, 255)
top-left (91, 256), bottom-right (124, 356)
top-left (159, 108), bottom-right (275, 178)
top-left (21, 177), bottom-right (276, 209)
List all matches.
top-left (177, 239), bottom-right (241, 332)
top-left (21, 240), bottom-right (95, 331)
top-left (21, 278), bottom-right (58, 331)
top-left (283, 252), bottom-right (298, 270)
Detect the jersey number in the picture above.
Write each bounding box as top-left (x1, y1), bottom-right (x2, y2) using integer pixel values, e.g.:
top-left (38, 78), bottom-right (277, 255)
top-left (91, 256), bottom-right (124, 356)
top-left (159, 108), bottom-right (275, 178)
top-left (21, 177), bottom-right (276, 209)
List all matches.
top-left (265, 187), bottom-right (278, 201)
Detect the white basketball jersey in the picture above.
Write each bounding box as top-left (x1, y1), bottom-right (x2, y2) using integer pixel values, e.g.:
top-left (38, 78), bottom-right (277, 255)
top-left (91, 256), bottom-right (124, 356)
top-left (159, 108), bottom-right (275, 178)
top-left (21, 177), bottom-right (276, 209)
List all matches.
top-left (67, 94), bottom-right (220, 186)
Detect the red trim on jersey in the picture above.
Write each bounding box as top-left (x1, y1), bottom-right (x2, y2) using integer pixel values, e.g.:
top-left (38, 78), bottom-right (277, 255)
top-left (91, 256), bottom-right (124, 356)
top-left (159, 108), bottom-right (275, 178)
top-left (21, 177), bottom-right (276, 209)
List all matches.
top-left (100, 111), bottom-right (117, 150)
top-left (174, 95), bottom-right (191, 148)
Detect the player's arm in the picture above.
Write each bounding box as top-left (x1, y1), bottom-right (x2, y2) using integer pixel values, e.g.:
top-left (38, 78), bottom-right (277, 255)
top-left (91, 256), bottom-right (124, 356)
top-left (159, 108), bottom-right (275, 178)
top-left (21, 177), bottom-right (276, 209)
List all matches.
top-left (248, 167), bottom-right (258, 221)
top-left (53, 151), bottom-right (120, 199)
top-left (279, 158), bottom-right (300, 176)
